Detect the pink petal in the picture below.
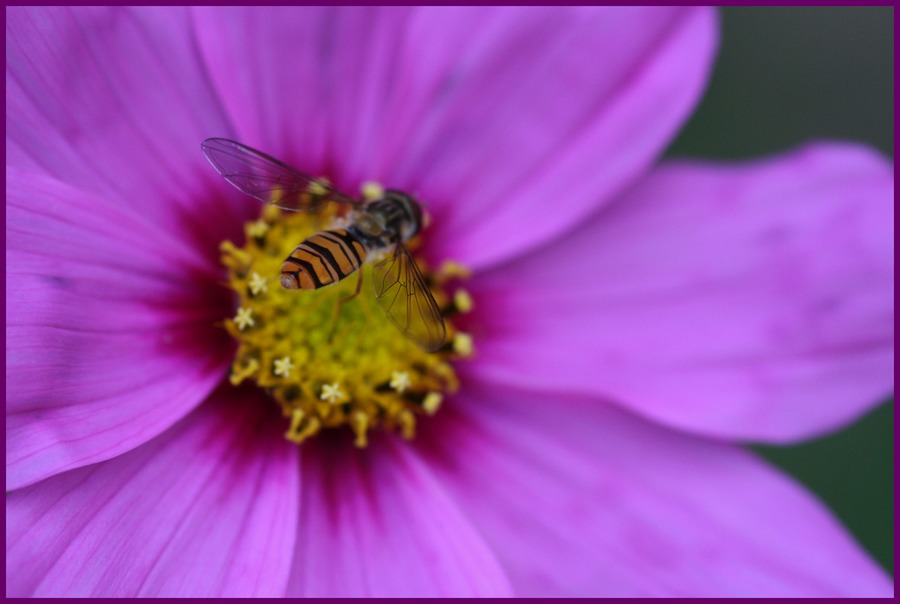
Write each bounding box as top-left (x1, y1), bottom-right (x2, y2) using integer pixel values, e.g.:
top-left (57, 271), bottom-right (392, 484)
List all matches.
top-left (6, 386), bottom-right (299, 597)
top-left (286, 434), bottom-right (511, 597)
top-left (471, 143), bottom-right (893, 442)
top-left (7, 169), bottom-right (232, 489)
top-left (193, 7), bottom-right (718, 270)
top-left (395, 7), bottom-right (718, 270)
top-left (6, 7), bottom-right (252, 243)
top-left (417, 379), bottom-right (891, 596)
top-left (192, 6), bottom-right (413, 182)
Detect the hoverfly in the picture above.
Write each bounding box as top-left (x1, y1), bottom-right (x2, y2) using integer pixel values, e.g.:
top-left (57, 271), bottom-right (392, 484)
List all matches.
top-left (201, 138), bottom-right (446, 352)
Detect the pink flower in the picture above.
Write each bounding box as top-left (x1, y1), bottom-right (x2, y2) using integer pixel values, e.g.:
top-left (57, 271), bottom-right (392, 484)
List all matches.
top-left (6, 6), bottom-right (892, 597)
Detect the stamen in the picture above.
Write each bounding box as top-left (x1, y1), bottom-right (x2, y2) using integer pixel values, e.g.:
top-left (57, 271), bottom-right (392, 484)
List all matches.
top-left (220, 241), bottom-right (253, 270)
top-left (453, 289), bottom-right (474, 313)
top-left (453, 332), bottom-right (474, 357)
top-left (437, 260), bottom-right (472, 280)
top-left (397, 409), bottom-right (416, 440)
top-left (230, 358), bottom-right (260, 386)
top-left (247, 219), bottom-right (270, 238)
top-left (286, 408), bottom-right (305, 438)
top-left (287, 413), bottom-right (321, 444)
top-left (352, 411), bottom-right (369, 447)
top-left (307, 179), bottom-right (329, 196)
top-left (361, 181), bottom-right (385, 201)
top-left (422, 392), bottom-right (443, 415)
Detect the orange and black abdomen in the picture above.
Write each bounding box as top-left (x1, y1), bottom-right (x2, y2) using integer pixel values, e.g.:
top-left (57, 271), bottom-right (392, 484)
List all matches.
top-left (281, 228), bottom-right (367, 290)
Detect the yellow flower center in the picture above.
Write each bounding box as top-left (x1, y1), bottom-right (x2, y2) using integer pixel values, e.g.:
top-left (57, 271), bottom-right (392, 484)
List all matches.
top-left (219, 200), bottom-right (472, 447)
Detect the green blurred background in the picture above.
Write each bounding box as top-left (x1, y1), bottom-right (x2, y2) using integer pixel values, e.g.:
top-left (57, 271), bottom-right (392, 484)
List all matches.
top-left (667, 7), bottom-right (893, 574)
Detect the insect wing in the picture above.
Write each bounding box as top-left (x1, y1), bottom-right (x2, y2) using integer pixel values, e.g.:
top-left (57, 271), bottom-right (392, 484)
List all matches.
top-left (372, 244), bottom-right (446, 352)
top-left (201, 138), bottom-right (356, 212)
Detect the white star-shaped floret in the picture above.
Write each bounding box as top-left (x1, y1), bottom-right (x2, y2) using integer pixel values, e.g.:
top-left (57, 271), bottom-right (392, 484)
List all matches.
top-left (273, 356), bottom-right (295, 378)
top-left (248, 272), bottom-right (268, 295)
top-left (320, 383), bottom-right (346, 404)
top-left (389, 370), bottom-right (412, 393)
top-left (234, 307), bottom-right (254, 330)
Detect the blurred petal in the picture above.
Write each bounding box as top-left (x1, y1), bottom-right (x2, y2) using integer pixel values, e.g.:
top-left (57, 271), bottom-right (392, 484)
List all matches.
top-left (418, 379), bottom-right (891, 597)
top-left (6, 6), bottom-right (250, 244)
top-left (193, 7), bottom-right (718, 269)
top-left (192, 6), bottom-right (410, 182)
top-left (6, 387), bottom-right (299, 597)
top-left (472, 144), bottom-right (893, 442)
top-left (286, 434), bottom-right (511, 597)
top-left (7, 169), bottom-right (232, 489)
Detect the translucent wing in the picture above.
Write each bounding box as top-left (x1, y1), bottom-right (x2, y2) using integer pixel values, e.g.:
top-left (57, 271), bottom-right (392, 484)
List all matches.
top-left (372, 244), bottom-right (446, 352)
top-left (201, 138), bottom-right (357, 212)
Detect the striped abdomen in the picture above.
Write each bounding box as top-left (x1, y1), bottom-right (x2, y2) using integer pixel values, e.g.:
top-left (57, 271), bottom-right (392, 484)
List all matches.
top-left (280, 228), bottom-right (367, 290)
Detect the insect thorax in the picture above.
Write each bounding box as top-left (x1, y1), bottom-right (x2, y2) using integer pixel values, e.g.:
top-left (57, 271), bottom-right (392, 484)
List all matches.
top-left (361, 190), bottom-right (422, 244)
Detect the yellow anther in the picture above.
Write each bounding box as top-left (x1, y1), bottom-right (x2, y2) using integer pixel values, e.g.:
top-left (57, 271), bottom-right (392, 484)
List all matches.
top-left (234, 307), bottom-right (255, 330)
top-left (262, 204), bottom-right (281, 222)
top-left (438, 260), bottom-right (472, 280)
top-left (308, 179), bottom-right (329, 196)
top-left (229, 358), bottom-right (260, 386)
top-left (247, 219), bottom-right (270, 238)
top-left (453, 289), bottom-right (473, 313)
top-left (248, 272), bottom-right (268, 295)
top-left (320, 382), bottom-right (346, 404)
top-left (422, 392), bottom-right (443, 415)
top-left (285, 408), bottom-right (304, 439)
top-left (352, 412), bottom-right (369, 448)
top-left (453, 332), bottom-right (474, 357)
top-left (287, 416), bottom-right (321, 444)
top-left (389, 370), bottom-right (412, 393)
top-left (361, 181), bottom-right (385, 201)
top-left (398, 409), bottom-right (416, 440)
top-left (220, 240), bottom-right (253, 270)
top-left (273, 356), bottom-right (295, 378)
